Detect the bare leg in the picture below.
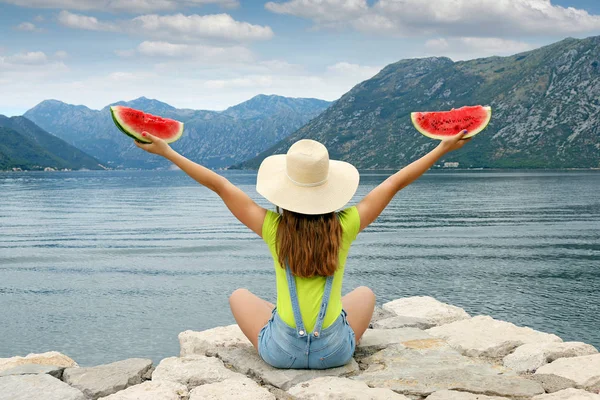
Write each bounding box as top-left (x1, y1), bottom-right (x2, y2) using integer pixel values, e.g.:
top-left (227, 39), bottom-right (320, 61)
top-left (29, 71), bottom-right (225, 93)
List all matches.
top-left (342, 286), bottom-right (376, 342)
top-left (229, 288), bottom-right (275, 350)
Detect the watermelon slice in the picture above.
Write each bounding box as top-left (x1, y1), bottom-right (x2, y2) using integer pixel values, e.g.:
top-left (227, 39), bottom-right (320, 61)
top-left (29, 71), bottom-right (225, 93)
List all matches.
top-left (411, 105), bottom-right (492, 140)
top-left (110, 106), bottom-right (184, 144)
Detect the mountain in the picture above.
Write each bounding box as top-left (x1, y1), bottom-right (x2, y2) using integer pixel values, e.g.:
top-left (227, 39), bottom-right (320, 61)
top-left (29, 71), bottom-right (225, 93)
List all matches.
top-left (0, 116), bottom-right (103, 171)
top-left (24, 95), bottom-right (331, 169)
top-left (240, 36), bottom-right (600, 170)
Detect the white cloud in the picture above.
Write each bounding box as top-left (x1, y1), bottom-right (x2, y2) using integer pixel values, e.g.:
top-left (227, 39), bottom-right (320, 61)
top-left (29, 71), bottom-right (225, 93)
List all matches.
top-left (265, 0), bottom-right (600, 36)
top-left (133, 41), bottom-right (254, 62)
top-left (424, 37), bottom-right (534, 60)
top-left (34, 15), bottom-right (45, 22)
top-left (58, 10), bottom-right (118, 31)
top-left (0, 0), bottom-right (239, 13)
top-left (131, 13), bottom-right (274, 42)
top-left (265, 0), bottom-right (367, 26)
top-left (4, 51), bottom-right (48, 65)
top-left (16, 22), bottom-right (38, 31)
top-left (54, 50), bottom-right (68, 59)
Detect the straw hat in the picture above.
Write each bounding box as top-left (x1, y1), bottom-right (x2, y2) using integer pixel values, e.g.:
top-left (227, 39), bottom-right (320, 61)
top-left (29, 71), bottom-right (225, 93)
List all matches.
top-left (256, 139), bottom-right (359, 215)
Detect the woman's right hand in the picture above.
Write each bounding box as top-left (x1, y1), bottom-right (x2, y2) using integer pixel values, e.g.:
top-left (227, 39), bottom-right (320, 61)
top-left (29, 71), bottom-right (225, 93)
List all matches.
top-left (437, 130), bottom-right (472, 154)
top-left (134, 131), bottom-right (172, 157)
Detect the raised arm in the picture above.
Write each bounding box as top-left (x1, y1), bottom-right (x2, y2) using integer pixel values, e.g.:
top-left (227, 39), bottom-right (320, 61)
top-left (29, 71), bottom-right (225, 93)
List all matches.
top-left (135, 132), bottom-right (266, 236)
top-left (356, 130), bottom-right (471, 232)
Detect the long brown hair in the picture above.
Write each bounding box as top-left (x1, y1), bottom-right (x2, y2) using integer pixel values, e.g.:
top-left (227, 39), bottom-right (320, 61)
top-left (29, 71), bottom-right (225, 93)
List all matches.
top-left (276, 207), bottom-right (342, 278)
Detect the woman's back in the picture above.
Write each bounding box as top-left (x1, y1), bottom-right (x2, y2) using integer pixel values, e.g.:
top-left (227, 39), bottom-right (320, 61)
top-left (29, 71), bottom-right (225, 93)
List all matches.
top-left (262, 206), bottom-right (361, 333)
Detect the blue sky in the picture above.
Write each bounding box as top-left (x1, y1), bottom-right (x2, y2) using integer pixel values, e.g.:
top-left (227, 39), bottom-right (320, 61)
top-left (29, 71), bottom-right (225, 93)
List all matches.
top-left (1, 0), bottom-right (600, 116)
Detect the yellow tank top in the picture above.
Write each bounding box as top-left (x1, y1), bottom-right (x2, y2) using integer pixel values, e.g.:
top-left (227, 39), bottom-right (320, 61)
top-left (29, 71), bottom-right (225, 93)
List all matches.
top-left (261, 206), bottom-right (361, 332)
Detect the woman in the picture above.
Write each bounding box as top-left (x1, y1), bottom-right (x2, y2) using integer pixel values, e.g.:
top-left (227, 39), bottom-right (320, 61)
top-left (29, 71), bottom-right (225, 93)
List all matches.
top-left (135, 129), bottom-right (470, 369)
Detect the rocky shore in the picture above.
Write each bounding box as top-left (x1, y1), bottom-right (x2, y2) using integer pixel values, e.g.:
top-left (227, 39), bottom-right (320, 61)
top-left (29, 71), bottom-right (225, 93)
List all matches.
top-left (1, 296), bottom-right (599, 400)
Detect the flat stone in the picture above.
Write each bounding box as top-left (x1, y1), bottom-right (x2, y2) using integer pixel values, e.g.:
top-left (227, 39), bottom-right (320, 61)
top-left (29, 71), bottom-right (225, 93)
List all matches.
top-left (288, 376), bottom-right (410, 399)
top-left (532, 388), bottom-right (600, 400)
top-left (356, 328), bottom-right (434, 358)
top-left (179, 324), bottom-right (252, 357)
top-left (382, 296), bottom-right (470, 326)
top-left (504, 342), bottom-right (598, 373)
top-left (215, 345), bottom-right (359, 391)
top-left (152, 355), bottom-right (239, 389)
top-left (426, 315), bottom-right (562, 358)
top-left (354, 344), bottom-right (544, 398)
top-left (372, 315), bottom-right (435, 330)
top-left (62, 358), bottom-right (153, 400)
top-left (98, 380), bottom-right (189, 400)
top-left (189, 376), bottom-right (275, 400)
top-left (0, 364), bottom-right (64, 378)
top-left (369, 306), bottom-right (396, 326)
top-left (534, 354), bottom-right (600, 393)
top-left (0, 374), bottom-right (85, 400)
top-left (426, 390), bottom-right (511, 400)
top-left (0, 351), bottom-right (77, 373)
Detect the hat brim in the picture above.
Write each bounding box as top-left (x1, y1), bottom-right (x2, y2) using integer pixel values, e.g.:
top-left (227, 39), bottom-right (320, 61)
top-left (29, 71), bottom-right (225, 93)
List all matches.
top-left (256, 155), bottom-right (360, 215)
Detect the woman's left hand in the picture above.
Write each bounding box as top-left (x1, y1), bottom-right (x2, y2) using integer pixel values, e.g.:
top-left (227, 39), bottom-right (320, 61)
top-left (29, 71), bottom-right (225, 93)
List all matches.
top-left (134, 131), bottom-right (171, 157)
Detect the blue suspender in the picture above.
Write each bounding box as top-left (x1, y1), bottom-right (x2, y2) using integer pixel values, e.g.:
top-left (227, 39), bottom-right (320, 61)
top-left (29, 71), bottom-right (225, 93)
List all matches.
top-left (284, 261), bottom-right (334, 339)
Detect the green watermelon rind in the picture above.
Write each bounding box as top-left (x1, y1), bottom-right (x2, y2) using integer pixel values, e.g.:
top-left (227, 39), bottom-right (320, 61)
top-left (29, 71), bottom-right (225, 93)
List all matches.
top-left (411, 106), bottom-right (492, 140)
top-left (110, 106), bottom-right (184, 144)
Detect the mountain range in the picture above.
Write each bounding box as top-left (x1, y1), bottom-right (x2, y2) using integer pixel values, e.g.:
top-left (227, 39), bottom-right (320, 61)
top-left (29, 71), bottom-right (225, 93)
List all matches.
top-left (240, 36), bottom-right (600, 169)
top-left (24, 95), bottom-right (331, 169)
top-left (0, 115), bottom-right (103, 171)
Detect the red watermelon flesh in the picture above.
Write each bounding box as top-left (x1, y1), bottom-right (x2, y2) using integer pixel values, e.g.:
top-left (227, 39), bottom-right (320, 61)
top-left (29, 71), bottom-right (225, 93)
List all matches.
top-left (110, 106), bottom-right (184, 144)
top-left (411, 105), bottom-right (491, 140)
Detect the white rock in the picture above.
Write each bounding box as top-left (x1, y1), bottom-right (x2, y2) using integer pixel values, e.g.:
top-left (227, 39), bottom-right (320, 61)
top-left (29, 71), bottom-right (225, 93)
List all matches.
top-left (426, 315), bottom-right (562, 358)
top-left (356, 328), bottom-right (434, 357)
top-left (0, 364), bottom-right (64, 378)
top-left (504, 342), bottom-right (598, 373)
top-left (98, 380), bottom-right (189, 400)
top-left (372, 316), bottom-right (434, 330)
top-left (189, 376), bottom-right (275, 400)
top-left (534, 354), bottom-right (600, 393)
top-left (62, 358), bottom-right (153, 400)
top-left (382, 296), bottom-right (470, 326)
top-left (0, 374), bottom-right (85, 400)
top-left (179, 325), bottom-right (252, 357)
top-left (0, 351), bottom-right (77, 373)
top-left (426, 389), bottom-right (511, 400)
top-left (215, 345), bottom-right (359, 390)
top-left (532, 388), bottom-right (600, 400)
top-left (288, 376), bottom-right (410, 399)
top-left (152, 355), bottom-right (239, 389)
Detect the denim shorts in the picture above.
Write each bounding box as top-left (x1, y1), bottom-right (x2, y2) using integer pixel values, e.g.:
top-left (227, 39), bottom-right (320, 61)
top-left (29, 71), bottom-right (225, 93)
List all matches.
top-left (257, 307), bottom-right (356, 369)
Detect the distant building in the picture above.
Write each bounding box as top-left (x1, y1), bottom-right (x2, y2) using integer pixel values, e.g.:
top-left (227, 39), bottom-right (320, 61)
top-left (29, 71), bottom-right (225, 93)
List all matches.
top-left (443, 162), bottom-right (460, 168)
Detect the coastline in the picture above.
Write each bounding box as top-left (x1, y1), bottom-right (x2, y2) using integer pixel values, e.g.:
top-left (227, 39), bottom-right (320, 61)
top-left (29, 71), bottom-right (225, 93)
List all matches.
top-left (1, 296), bottom-right (598, 400)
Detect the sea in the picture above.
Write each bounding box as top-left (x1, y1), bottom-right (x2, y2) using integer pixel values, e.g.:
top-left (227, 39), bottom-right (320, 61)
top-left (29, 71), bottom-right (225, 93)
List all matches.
top-left (0, 169), bottom-right (598, 366)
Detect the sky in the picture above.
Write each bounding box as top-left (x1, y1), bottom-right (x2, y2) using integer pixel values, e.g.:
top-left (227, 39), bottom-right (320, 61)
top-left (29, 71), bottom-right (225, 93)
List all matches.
top-left (1, 0), bottom-right (600, 116)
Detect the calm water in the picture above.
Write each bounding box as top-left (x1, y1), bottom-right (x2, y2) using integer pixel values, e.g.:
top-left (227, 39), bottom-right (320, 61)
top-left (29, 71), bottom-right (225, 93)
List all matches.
top-left (0, 170), bottom-right (599, 366)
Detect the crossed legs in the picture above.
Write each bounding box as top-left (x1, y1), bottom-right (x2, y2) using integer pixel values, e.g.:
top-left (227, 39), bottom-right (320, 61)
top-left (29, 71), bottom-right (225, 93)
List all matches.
top-left (229, 286), bottom-right (375, 349)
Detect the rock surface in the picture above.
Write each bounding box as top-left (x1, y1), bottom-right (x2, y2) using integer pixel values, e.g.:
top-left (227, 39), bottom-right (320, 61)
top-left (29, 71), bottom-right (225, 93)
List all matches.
top-left (425, 390), bottom-right (511, 400)
top-left (370, 306), bottom-right (396, 326)
top-left (0, 351), bottom-right (77, 373)
top-left (356, 328), bottom-right (434, 357)
top-left (179, 324), bottom-right (252, 357)
top-left (382, 296), bottom-right (470, 326)
top-left (504, 342), bottom-right (598, 373)
top-left (189, 376), bottom-right (275, 400)
top-left (532, 388), bottom-right (600, 400)
top-left (216, 345), bottom-right (359, 390)
top-left (62, 358), bottom-right (153, 400)
top-left (289, 376), bottom-right (410, 399)
top-left (426, 315), bottom-right (563, 358)
top-left (534, 354), bottom-right (600, 393)
top-left (0, 373), bottom-right (85, 400)
top-left (355, 343), bottom-right (544, 397)
top-left (372, 315), bottom-right (435, 330)
top-left (0, 364), bottom-right (64, 378)
top-left (152, 355), bottom-right (239, 389)
top-left (98, 380), bottom-right (189, 400)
